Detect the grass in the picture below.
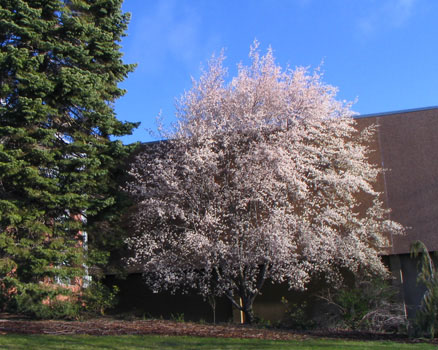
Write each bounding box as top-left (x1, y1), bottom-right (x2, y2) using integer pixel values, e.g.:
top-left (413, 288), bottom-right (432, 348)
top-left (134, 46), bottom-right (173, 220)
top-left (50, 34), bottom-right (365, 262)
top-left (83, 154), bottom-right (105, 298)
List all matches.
top-left (0, 334), bottom-right (436, 350)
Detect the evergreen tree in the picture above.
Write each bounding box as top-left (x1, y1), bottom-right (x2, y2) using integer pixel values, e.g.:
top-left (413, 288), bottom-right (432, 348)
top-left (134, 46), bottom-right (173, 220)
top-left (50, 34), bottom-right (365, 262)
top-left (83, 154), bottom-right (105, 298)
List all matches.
top-left (0, 0), bottom-right (138, 315)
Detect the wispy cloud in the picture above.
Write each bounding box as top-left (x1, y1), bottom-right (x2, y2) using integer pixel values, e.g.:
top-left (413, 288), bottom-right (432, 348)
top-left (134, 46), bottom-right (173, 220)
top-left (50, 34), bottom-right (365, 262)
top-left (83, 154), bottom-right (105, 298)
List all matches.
top-left (357, 0), bottom-right (418, 36)
top-left (125, 0), bottom-right (219, 75)
top-left (389, 0), bottom-right (417, 26)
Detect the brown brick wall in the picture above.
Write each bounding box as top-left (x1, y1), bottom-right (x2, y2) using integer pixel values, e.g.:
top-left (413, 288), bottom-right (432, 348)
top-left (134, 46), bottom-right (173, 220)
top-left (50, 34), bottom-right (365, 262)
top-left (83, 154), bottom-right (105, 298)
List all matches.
top-left (357, 107), bottom-right (438, 254)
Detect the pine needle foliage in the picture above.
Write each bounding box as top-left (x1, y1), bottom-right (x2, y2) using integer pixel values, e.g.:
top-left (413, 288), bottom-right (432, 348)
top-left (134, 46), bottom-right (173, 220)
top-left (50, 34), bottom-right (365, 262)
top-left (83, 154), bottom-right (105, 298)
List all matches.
top-left (0, 0), bottom-right (138, 316)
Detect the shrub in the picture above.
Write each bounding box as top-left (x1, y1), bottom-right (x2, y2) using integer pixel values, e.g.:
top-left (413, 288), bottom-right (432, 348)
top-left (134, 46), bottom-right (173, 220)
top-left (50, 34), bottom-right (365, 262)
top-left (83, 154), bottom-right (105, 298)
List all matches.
top-left (9, 283), bottom-right (82, 320)
top-left (81, 282), bottom-right (119, 316)
top-left (0, 278), bottom-right (119, 319)
top-left (410, 241), bottom-right (438, 338)
top-left (280, 298), bottom-right (316, 330)
top-left (318, 278), bottom-right (406, 332)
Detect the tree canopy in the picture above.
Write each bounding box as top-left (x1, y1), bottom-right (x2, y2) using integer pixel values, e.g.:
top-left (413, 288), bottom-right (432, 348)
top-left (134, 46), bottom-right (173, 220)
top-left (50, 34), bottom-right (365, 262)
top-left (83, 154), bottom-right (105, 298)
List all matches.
top-left (127, 42), bottom-right (403, 323)
top-left (0, 0), bottom-right (138, 316)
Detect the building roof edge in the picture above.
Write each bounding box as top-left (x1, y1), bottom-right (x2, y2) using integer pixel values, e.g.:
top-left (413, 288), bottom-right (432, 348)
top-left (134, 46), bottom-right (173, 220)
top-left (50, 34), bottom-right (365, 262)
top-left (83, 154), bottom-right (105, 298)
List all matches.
top-left (355, 106), bottom-right (438, 119)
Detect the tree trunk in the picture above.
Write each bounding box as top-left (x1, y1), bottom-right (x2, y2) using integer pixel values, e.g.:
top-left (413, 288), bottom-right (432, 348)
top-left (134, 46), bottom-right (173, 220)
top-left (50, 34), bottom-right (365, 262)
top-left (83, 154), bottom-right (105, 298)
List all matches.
top-left (242, 296), bottom-right (255, 324)
top-left (208, 295), bottom-right (216, 324)
top-left (225, 265), bottom-right (269, 324)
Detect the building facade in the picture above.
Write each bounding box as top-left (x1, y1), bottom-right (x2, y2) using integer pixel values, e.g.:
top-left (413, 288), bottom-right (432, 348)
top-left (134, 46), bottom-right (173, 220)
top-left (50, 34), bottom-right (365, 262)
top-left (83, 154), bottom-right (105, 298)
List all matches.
top-left (356, 106), bottom-right (438, 318)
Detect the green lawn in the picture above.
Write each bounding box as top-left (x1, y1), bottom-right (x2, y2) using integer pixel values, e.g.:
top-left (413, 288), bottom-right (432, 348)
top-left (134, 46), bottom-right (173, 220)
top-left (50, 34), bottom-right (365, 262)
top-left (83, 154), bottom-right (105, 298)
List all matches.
top-left (0, 334), bottom-right (436, 350)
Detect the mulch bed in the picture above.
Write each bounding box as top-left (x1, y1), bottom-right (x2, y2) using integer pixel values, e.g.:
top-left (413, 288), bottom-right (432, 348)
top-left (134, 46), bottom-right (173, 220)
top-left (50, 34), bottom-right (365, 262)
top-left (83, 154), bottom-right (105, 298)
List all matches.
top-left (0, 315), bottom-right (432, 344)
top-left (0, 318), bottom-right (303, 339)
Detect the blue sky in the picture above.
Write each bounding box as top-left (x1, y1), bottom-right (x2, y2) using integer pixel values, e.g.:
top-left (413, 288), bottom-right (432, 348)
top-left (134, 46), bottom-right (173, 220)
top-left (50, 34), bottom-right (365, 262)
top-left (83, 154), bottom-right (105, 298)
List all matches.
top-left (115, 0), bottom-right (438, 143)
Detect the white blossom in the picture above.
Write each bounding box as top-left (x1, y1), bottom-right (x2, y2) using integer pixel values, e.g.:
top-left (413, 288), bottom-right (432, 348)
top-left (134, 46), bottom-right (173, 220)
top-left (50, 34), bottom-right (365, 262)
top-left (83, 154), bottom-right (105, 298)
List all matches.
top-left (126, 41), bottom-right (403, 323)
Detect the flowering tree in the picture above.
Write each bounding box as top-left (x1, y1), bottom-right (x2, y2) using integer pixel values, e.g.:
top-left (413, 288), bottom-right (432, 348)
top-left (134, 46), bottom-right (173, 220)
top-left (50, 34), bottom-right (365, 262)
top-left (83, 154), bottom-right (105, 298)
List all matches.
top-left (126, 42), bottom-right (402, 324)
